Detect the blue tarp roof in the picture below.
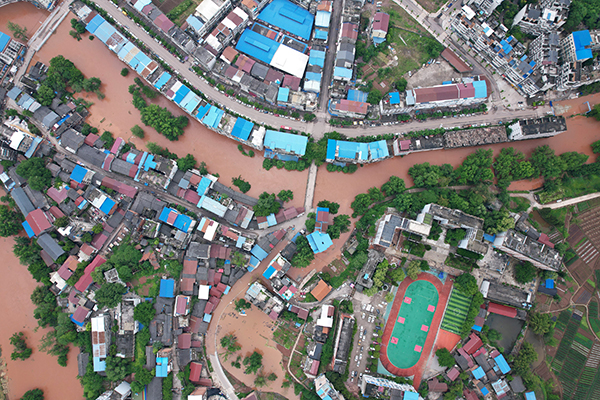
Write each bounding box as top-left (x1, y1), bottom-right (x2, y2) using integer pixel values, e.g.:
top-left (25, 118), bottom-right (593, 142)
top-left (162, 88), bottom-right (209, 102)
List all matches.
top-left (333, 66), bottom-right (353, 79)
top-left (249, 256), bottom-right (260, 267)
top-left (473, 80), bottom-right (487, 98)
top-left (347, 89), bottom-right (368, 102)
top-left (235, 29), bottom-right (280, 64)
top-left (202, 106), bottom-right (224, 128)
top-left (472, 324), bottom-right (482, 331)
top-left (70, 165), bottom-right (88, 183)
top-left (22, 221), bottom-right (35, 238)
top-left (389, 92), bottom-right (400, 104)
top-left (236, 236), bottom-right (246, 248)
top-left (277, 87), bottom-right (290, 103)
top-left (546, 279), bottom-right (555, 289)
top-left (494, 354), bottom-right (511, 374)
top-left (263, 265), bottom-right (277, 279)
top-left (306, 231), bottom-right (333, 253)
top-left (231, 118), bottom-right (254, 140)
top-left (573, 30), bottom-right (593, 60)
top-left (473, 366), bottom-right (485, 379)
top-left (186, 15), bottom-right (204, 32)
top-left (156, 356), bottom-right (169, 377)
top-left (154, 72), bottom-right (171, 89)
top-left (174, 85), bottom-right (191, 104)
top-left (86, 14), bottom-right (105, 34)
top-left (99, 198), bottom-right (116, 215)
top-left (314, 29), bottom-right (328, 40)
top-left (481, 387), bottom-right (489, 395)
top-left (483, 233), bottom-right (496, 242)
top-left (159, 279), bottom-right (175, 298)
top-left (93, 357), bottom-right (106, 372)
top-left (203, 313), bottom-right (212, 322)
top-left (263, 130), bottom-right (308, 156)
top-left (251, 244), bottom-right (269, 261)
top-left (267, 213), bottom-right (277, 226)
top-left (525, 392), bottom-right (537, 400)
top-left (258, 0), bottom-right (315, 40)
top-left (174, 214), bottom-right (192, 232)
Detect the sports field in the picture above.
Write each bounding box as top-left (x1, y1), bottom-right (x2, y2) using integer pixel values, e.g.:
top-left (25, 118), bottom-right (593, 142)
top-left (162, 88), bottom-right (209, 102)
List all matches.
top-left (386, 280), bottom-right (439, 369)
top-left (440, 289), bottom-right (473, 335)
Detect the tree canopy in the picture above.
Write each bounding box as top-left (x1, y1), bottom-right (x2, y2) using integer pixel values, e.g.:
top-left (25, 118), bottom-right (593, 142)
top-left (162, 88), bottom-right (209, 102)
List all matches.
top-left (140, 104), bottom-right (188, 141)
top-left (253, 192), bottom-right (281, 217)
top-left (94, 283), bottom-right (126, 309)
top-left (176, 154), bottom-right (196, 171)
top-left (0, 205), bottom-right (23, 237)
top-left (16, 157), bottom-right (52, 191)
top-left (291, 235), bottom-right (315, 268)
top-left (406, 260), bottom-right (421, 280)
top-left (20, 389), bottom-right (44, 400)
top-left (243, 351), bottom-right (263, 374)
top-left (454, 273), bottom-right (479, 296)
top-left (381, 175), bottom-right (406, 196)
top-left (515, 261), bottom-right (537, 283)
top-left (529, 312), bottom-right (553, 335)
top-left (133, 302), bottom-right (156, 325)
top-left (436, 348), bottom-right (455, 368)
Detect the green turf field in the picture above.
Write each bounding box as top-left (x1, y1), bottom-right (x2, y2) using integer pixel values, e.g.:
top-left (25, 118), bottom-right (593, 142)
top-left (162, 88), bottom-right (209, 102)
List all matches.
top-left (440, 289), bottom-right (473, 335)
top-left (387, 280), bottom-right (439, 369)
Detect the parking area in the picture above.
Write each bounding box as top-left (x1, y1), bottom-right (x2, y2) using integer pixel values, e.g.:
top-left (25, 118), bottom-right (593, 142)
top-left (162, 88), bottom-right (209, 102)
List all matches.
top-left (346, 291), bottom-right (389, 388)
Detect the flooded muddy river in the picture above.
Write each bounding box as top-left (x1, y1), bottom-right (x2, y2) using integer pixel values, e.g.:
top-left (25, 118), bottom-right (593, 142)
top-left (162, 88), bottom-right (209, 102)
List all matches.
top-left (0, 2), bottom-right (47, 38)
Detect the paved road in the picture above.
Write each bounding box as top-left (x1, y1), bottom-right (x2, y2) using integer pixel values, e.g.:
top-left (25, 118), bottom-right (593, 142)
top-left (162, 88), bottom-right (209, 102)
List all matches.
top-left (512, 192), bottom-right (600, 212)
top-left (318, 0), bottom-right (344, 111)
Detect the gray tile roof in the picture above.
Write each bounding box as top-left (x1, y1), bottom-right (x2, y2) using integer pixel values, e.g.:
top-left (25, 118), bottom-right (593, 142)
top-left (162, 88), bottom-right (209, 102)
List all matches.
top-left (76, 145), bottom-right (107, 168)
top-left (37, 233), bottom-right (65, 261)
top-left (11, 186), bottom-right (35, 216)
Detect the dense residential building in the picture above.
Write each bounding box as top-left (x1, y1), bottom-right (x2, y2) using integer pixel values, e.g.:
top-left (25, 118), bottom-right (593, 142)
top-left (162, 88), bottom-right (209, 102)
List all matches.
top-left (371, 12), bottom-right (389, 46)
top-left (360, 375), bottom-right (422, 399)
top-left (561, 30), bottom-right (600, 63)
top-left (512, 0), bottom-right (569, 35)
top-left (315, 374), bottom-right (345, 400)
top-left (507, 116), bottom-right (567, 141)
top-left (492, 230), bottom-right (562, 271)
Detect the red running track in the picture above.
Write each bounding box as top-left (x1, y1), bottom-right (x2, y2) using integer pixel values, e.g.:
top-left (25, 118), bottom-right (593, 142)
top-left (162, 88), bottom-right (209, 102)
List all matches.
top-left (380, 272), bottom-right (453, 387)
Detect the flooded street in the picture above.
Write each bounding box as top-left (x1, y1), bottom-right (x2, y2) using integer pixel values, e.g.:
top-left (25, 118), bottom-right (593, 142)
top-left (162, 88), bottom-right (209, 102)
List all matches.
top-left (0, 235), bottom-right (81, 399)
top-left (0, 2), bottom-right (47, 37)
top-left (31, 12), bottom-right (309, 203)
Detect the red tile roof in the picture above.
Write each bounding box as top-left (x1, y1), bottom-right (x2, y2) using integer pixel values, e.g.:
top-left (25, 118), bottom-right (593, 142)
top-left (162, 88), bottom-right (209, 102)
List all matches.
top-left (309, 360), bottom-right (320, 375)
top-left (190, 362), bottom-right (203, 382)
top-left (373, 12), bottom-right (390, 33)
top-left (178, 333), bottom-right (191, 349)
top-left (311, 280), bottom-right (331, 302)
top-left (538, 233), bottom-right (555, 248)
top-left (488, 302), bottom-right (517, 318)
top-left (84, 133), bottom-right (99, 146)
top-left (74, 255), bottom-right (106, 292)
top-left (181, 278), bottom-right (195, 292)
top-left (463, 332), bottom-right (483, 355)
top-left (182, 259), bottom-right (198, 275)
top-left (26, 209), bottom-right (51, 236)
top-left (341, 22), bottom-right (358, 40)
top-left (414, 85), bottom-right (459, 103)
top-left (49, 206), bottom-right (65, 219)
top-left (58, 255), bottom-right (79, 280)
top-left (458, 83), bottom-right (475, 98)
top-left (441, 48), bottom-right (472, 73)
top-left (447, 366), bottom-right (460, 381)
top-left (335, 99), bottom-right (368, 115)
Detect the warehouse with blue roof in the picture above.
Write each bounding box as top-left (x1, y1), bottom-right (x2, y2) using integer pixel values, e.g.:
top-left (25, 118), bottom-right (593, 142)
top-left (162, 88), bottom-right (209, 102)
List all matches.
top-left (326, 139), bottom-right (389, 163)
top-left (277, 87), bottom-right (290, 104)
top-left (235, 29), bottom-right (281, 64)
top-left (202, 106), bottom-right (225, 129)
top-left (159, 279), bottom-right (175, 298)
top-left (309, 49), bottom-right (326, 67)
top-left (307, 231), bottom-right (333, 254)
top-left (258, 0), bottom-right (315, 41)
top-left (158, 207), bottom-right (194, 232)
top-left (263, 130), bottom-right (308, 160)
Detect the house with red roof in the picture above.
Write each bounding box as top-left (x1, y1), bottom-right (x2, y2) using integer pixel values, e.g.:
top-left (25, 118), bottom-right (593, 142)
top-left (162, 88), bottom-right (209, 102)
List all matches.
top-left (24, 209), bottom-right (52, 237)
top-left (74, 255), bottom-right (107, 292)
top-left (189, 361), bottom-right (203, 383)
top-left (463, 332), bottom-right (483, 355)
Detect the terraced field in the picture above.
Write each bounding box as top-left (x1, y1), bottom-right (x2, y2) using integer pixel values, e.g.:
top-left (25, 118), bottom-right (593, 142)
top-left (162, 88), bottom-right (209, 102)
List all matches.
top-left (550, 311), bottom-right (600, 400)
top-left (440, 289), bottom-right (472, 335)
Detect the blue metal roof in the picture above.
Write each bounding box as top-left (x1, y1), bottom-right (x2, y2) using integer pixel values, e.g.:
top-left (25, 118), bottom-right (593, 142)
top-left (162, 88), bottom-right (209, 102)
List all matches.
top-left (251, 244), bottom-right (269, 261)
top-left (347, 89), bottom-right (368, 102)
top-left (197, 195), bottom-right (227, 217)
top-left (159, 279), bottom-right (175, 298)
top-left (186, 15), bottom-right (204, 32)
top-left (0, 31), bottom-right (10, 52)
top-left (159, 207), bottom-right (173, 223)
top-left (309, 49), bottom-right (326, 67)
top-left (174, 214), bottom-right (192, 232)
top-left (525, 392), bottom-right (536, 400)
top-left (235, 29), bottom-right (280, 64)
top-left (277, 87), bottom-right (290, 103)
top-left (314, 29), bottom-right (328, 40)
top-left (203, 313), bottom-right (212, 322)
top-left (315, 10), bottom-right (331, 28)
top-left (86, 14), bottom-right (105, 34)
top-left (133, 0), bottom-right (151, 11)
top-left (494, 354), bottom-right (511, 374)
top-left (174, 85), bottom-right (191, 104)
top-left (403, 392), bottom-right (419, 400)
top-left (305, 71), bottom-right (322, 82)
top-left (331, 140), bottom-right (368, 160)
top-left (389, 92), bottom-right (400, 104)
top-left (306, 231), bottom-right (333, 253)
top-left (473, 80), bottom-right (487, 99)
top-left (202, 106), bottom-right (224, 128)
top-left (93, 357), bottom-right (106, 372)
top-left (326, 139), bottom-right (337, 161)
top-left (24, 137), bottom-right (42, 159)
top-left (369, 140), bottom-right (389, 160)
top-left (70, 165), bottom-right (88, 183)
top-left (266, 213), bottom-right (277, 226)
top-left (196, 104), bottom-right (211, 120)
top-left (196, 177), bottom-right (211, 196)
top-left (156, 356), bottom-right (169, 377)
top-left (263, 265), bottom-right (277, 279)
top-left (481, 387), bottom-right (490, 395)
top-left (263, 130), bottom-right (308, 156)
top-left (258, 0), bottom-right (315, 40)
top-left (236, 236), bottom-right (246, 248)
top-left (231, 118), bottom-right (255, 140)
top-left (473, 366), bottom-right (485, 379)
top-left (22, 221), bottom-right (35, 238)
top-left (100, 198), bottom-right (116, 215)
top-left (95, 22), bottom-right (117, 44)
top-left (154, 72), bottom-right (171, 89)
top-left (333, 67), bottom-right (353, 79)
top-left (546, 279), bottom-right (555, 289)
top-left (144, 153), bottom-right (157, 171)
top-left (573, 30), bottom-right (593, 60)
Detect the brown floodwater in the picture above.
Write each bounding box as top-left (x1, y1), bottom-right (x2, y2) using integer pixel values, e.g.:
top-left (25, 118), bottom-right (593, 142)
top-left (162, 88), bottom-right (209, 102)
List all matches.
top-left (0, 2), bottom-right (48, 38)
top-left (31, 12), bottom-right (309, 203)
top-left (0, 233), bottom-right (81, 399)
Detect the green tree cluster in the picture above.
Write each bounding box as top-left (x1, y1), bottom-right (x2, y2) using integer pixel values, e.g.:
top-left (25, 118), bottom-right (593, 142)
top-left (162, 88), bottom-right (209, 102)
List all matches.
top-left (454, 273), bottom-right (479, 296)
top-left (14, 237), bottom-right (52, 285)
top-left (10, 332), bottom-right (32, 360)
top-left (381, 175), bottom-right (406, 196)
top-left (131, 124), bottom-right (145, 138)
top-left (133, 301), bottom-right (156, 325)
top-left (0, 204), bottom-right (23, 236)
top-left (445, 228), bottom-right (466, 247)
top-left (253, 192), bottom-right (281, 217)
top-left (435, 348), bottom-right (455, 368)
top-left (515, 261), bottom-right (537, 283)
top-left (8, 21), bottom-right (28, 41)
top-left (326, 214), bottom-right (351, 239)
top-left (95, 283), bottom-right (126, 308)
top-left (20, 389), bottom-right (44, 400)
top-left (277, 189), bottom-right (294, 202)
top-left (232, 176), bottom-right (251, 193)
top-left (529, 312), bottom-right (553, 335)
top-left (291, 235), bottom-right (315, 268)
top-left (16, 157), bottom-right (52, 191)
top-left (234, 298), bottom-right (251, 312)
top-left (317, 200), bottom-right (340, 214)
top-left (243, 351), bottom-right (263, 374)
top-left (140, 104), bottom-right (189, 141)
top-left (406, 260), bottom-right (421, 280)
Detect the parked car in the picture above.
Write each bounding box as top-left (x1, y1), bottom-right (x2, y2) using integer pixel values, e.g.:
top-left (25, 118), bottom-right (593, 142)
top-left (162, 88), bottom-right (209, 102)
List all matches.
top-left (359, 354), bottom-right (363, 360)
top-left (360, 346), bottom-right (364, 351)
top-left (355, 355), bottom-right (359, 362)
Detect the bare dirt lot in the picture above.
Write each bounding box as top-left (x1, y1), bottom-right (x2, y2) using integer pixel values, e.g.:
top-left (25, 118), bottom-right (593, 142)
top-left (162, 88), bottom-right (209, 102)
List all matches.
top-left (406, 60), bottom-right (461, 89)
